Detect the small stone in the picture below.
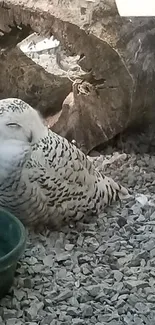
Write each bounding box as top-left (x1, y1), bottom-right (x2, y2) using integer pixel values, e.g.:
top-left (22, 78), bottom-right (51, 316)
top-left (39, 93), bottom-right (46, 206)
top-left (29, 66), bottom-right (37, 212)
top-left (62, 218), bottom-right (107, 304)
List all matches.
top-left (86, 285), bottom-right (101, 297)
top-left (144, 239), bottom-right (155, 251)
top-left (119, 294), bottom-right (128, 300)
top-left (13, 289), bottom-right (25, 301)
top-left (26, 302), bottom-right (44, 319)
top-left (129, 250), bottom-right (149, 267)
top-left (58, 311), bottom-right (67, 321)
top-left (113, 270), bottom-right (123, 282)
top-left (124, 280), bottom-right (148, 289)
top-left (131, 203), bottom-right (141, 215)
top-left (78, 254), bottom-right (91, 264)
top-left (113, 251), bottom-right (126, 257)
top-left (133, 315), bottom-right (144, 325)
top-left (117, 217), bottom-right (127, 227)
top-left (150, 248), bottom-right (155, 258)
top-left (56, 252), bottom-right (71, 262)
top-left (113, 281), bottom-right (123, 292)
top-left (81, 264), bottom-right (91, 275)
top-left (135, 302), bottom-right (150, 315)
top-left (108, 310), bottom-right (119, 321)
top-left (23, 278), bottom-right (32, 289)
top-left (147, 294), bottom-right (155, 302)
top-left (150, 211), bottom-right (155, 220)
top-left (65, 243), bottom-right (74, 251)
top-left (56, 268), bottom-right (67, 279)
top-left (72, 318), bottom-right (84, 325)
top-left (68, 297), bottom-right (79, 308)
top-left (43, 255), bottom-right (54, 267)
top-left (77, 289), bottom-right (91, 303)
top-left (75, 280), bottom-right (80, 288)
top-left (81, 305), bottom-right (93, 318)
top-left (3, 309), bottom-right (18, 319)
top-left (67, 307), bottom-right (79, 317)
top-left (93, 266), bottom-right (108, 278)
top-left (26, 257), bottom-right (38, 265)
top-left (97, 314), bottom-right (111, 322)
top-left (111, 293), bottom-right (119, 302)
top-left (116, 298), bottom-right (126, 308)
top-left (84, 237), bottom-right (99, 251)
top-left (77, 236), bottom-right (84, 247)
top-left (50, 321), bottom-right (59, 325)
top-left (4, 319), bottom-right (17, 325)
top-left (136, 194), bottom-right (148, 206)
top-left (55, 289), bottom-right (73, 302)
top-left (73, 266), bottom-right (81, 274)
top-left (44, 298), bottom-right (52, 307)
top-left (59, 304), bottom-right (67, 311)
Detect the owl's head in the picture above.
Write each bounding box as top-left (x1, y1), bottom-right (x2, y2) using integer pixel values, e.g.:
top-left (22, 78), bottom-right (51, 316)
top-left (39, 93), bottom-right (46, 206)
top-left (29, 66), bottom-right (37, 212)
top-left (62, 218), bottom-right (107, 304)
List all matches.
top-left (0, 98), bottom-right (48, 143)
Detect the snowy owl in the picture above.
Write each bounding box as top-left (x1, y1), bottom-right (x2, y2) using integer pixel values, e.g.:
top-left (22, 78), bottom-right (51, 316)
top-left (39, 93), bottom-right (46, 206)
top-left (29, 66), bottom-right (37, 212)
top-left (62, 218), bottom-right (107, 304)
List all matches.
top-left (0, 98), bottom-right (129, 230)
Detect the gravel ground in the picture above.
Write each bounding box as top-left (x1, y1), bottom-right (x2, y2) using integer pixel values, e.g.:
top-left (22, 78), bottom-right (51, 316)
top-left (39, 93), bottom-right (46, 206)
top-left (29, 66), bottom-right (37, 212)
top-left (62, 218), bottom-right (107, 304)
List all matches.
top-left (1, 126), bottom-right (155, 325)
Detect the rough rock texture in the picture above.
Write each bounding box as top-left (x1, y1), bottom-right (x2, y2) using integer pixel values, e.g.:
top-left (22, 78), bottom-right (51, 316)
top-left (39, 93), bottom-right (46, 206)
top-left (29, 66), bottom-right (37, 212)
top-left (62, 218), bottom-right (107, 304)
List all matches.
top-left (46, 81), bottom-right (111, 154)
top-left (0, 30), bottom-right (71, 115)
top-left (1, 126), bottom-right (155, 325)
top-left (0, 0), bottom-right (155, 152)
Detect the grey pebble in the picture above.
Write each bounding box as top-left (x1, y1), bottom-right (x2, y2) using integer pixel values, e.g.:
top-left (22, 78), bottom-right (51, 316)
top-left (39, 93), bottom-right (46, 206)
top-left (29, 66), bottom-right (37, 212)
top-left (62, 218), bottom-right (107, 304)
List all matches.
top-left (124, 280), bottom-right (148, 289)
top-left (23, 278), bottom-right (32, 289)
top-left (150, 211), bottom-right (155, 220)
top-left (65, 243), bottom-right (74, 251)
top-left (150, 248), bottom-right (155, 258)
top-left (55, 289), bottom-right (73, 302)
top-left (56, 252), bottom-right (71, 262)
top-left (26, 302), bottom-right (44, 320)
top-left (67, 307), bottom-right (79, 317)
top-left (84, 237), bottom-right (99, 251)
top-left (43, 254), bottom-right (54, 267)
top-left (86, 285), bottom-right (101, 297)
top-left (77, 236), bottom-right (84, 247)
top-left (81, 304), bottom-right (93, 317)
top-left (4, 319), bottom-right (17, 325)
top-left (81, 264), bottom-right (91, 275)
top-left (3, 309), bottom-right (18, 319)
top-left (135, 302), bottom-right (150, 315)
top-left (68, 297), bottom-right (79, 307)
top-left (113, 270), bottom-right (123, 282)
top-left (72, 319), bottom-right (84, 325)
top-left (147, 294), bottom-right (155, 302)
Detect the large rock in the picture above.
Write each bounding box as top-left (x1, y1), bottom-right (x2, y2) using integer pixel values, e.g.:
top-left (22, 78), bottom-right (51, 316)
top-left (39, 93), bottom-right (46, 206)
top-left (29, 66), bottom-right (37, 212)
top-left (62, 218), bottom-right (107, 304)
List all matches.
top-left (0, 0), bottom-right (155, 152)
top-left (0, 30), bottom-right (72, 115)
top-left (46, 80), bottom-right (124, 154)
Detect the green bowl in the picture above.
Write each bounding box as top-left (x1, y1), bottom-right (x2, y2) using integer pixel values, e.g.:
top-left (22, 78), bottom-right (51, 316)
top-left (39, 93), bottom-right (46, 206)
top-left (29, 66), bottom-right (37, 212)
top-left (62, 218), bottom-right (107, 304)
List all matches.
top-left (0, 208), bottom-right (26, 299)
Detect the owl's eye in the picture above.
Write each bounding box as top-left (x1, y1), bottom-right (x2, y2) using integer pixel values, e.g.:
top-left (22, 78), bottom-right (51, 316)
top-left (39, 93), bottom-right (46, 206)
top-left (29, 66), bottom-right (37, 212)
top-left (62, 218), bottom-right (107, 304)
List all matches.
top-left (6, 123), bottom-right (21, 128)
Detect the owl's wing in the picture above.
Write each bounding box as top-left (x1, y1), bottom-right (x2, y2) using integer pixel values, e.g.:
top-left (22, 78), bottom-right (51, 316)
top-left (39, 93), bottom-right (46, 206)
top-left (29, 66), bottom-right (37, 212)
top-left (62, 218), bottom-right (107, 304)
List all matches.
top-left (30, 130), bottom-right (129, 202)
top-left (31, 130), bottom-right (99, 186)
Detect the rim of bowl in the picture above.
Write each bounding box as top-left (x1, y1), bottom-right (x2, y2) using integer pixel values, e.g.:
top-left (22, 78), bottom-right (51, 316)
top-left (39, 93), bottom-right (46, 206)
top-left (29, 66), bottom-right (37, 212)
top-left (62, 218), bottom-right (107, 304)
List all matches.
top-left (0, 208), bottom-right (26, 263)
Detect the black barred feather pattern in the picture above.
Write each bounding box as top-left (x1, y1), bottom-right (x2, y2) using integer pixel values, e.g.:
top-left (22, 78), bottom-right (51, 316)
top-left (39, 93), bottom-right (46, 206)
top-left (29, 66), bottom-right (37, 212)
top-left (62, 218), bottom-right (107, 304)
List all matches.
top-left (0, 98), bottom-right (129, 229)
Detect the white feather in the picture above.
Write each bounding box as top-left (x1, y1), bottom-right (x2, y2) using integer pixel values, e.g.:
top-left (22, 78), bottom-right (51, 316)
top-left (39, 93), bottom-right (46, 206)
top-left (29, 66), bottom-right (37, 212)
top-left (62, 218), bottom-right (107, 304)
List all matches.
top-left (0, 98), bottom-right (129, 229)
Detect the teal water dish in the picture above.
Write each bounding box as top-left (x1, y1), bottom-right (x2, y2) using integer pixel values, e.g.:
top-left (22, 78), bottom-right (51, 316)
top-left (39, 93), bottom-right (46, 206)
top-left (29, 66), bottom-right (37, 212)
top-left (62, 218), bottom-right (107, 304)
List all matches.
top-left (0, 208), bottom-right (26, 299)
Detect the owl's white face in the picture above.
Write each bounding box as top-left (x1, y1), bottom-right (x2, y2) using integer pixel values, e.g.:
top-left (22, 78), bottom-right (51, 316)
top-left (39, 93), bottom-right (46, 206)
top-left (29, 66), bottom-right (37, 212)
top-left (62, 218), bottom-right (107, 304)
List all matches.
top-left (0, 98), bottom-right (47, 143)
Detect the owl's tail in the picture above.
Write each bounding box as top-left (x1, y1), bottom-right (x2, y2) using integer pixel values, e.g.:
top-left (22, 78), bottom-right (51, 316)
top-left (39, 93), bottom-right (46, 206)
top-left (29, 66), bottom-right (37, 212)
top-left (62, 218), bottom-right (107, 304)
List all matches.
top-left (99, 174), bottom-right (130, 205)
